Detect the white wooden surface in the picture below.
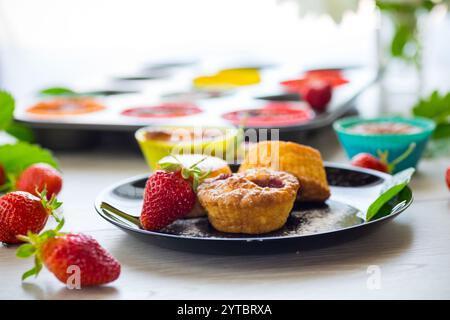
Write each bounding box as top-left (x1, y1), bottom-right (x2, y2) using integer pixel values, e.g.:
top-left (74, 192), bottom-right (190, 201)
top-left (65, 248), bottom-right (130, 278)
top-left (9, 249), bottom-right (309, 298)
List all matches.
top-left (1, 122), bottom-right (449, 300)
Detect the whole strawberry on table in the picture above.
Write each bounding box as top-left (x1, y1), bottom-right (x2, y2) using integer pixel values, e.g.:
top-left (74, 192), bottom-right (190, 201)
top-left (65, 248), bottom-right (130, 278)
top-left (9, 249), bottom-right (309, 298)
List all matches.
top-left (16, 219), bottom-right (121, 287)
top-left (16, 163), bottom-right (62, 199)
top-left (0, 162), bottom-right (62, 199)
top-left (0, 161), bottom-right (63, 244)
top-left (0, 190), bottom-right (61, 244)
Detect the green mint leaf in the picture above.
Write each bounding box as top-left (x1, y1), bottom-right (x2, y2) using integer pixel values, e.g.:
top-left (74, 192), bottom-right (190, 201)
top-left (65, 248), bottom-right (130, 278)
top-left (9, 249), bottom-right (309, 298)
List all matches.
top-left (367, 183), bottom-right (407, 221)
top-left (16, 244), bottom-right (36, 258)
top-left (0, 91), bottom-right (15, 130)
top-left (0, 142), bottom-right (58, 176)
top-left (368, 186), bottom-right (412, 222)
top-left (366, 168), bottom-right (415, 221)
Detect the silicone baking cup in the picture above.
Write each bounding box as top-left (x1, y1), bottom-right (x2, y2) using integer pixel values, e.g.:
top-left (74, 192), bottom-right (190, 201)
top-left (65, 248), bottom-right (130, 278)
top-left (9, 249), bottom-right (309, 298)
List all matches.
top-left (333, 116), bottom-right (435, 173)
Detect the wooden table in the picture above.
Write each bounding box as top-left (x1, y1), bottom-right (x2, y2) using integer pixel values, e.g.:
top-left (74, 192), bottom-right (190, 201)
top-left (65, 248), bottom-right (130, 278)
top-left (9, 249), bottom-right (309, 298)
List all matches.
top-left (1, 118), bottom-right (449, 300)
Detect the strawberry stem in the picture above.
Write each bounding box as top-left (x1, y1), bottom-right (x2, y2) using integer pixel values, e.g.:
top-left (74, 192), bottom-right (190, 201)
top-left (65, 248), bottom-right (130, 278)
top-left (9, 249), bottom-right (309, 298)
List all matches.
top-left (376, 142), bottom-right (416, 173)
top-left (390, 142), bottom-right (416, 168)
top-left (15, 219), bottom-right (65, 281)
top-left (16, 235), bottom-right (30, 242)
top-left (37, 189), bottom-right (63, 222)
top-left (100, 202), bottom-right (141, 227)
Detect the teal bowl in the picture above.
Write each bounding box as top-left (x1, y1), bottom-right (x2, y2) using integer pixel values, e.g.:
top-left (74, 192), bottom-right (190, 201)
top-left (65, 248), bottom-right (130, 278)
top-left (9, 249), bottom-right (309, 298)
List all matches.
top-left (333, 116), bottom-right (435, 173)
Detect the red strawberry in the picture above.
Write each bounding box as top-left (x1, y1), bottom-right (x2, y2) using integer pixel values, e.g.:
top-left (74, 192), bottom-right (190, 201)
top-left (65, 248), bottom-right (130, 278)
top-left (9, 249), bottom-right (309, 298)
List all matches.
top-left (351, 153), bottom-right (389, 173)
top-left (350, 144), bottom-right (416, 174)
top-left (140, 170), bottom-right (196, 230)
top-left (446, 166), bottom-right (450, 190)
top-left (16, 163), bottom-right (62, 200)
top-left (0, 165), bottom-right (6, 186)
top-left (303, 80), bottom-right (332, 112)
top-left (0, 191), bottom-right (61, 244)
top-left (16, 220), bottom-right (120, 287)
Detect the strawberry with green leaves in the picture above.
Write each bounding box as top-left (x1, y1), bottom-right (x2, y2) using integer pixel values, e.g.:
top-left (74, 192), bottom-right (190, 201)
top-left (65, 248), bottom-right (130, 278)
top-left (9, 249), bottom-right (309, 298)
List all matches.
top-left (351, 143), bottom-right (416, 173)
top-left (0, 190), bottom-right (61, 244)
top-left (16, 219), bottom-right (121, 286)
top-left (140, 156), bottom-right (210, 231)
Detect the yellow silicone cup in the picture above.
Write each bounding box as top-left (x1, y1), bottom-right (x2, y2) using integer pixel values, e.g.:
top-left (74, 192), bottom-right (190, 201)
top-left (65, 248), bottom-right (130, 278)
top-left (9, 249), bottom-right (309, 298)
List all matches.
top-left (193, 68), bottom-right (260, 89)
top-left (135, 126), bottom-right (241, 170)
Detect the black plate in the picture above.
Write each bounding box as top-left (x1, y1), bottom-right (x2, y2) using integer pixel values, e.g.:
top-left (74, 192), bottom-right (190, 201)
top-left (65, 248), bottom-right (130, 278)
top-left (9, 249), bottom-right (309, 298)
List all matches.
top-left (94, 163), bottom-right (412, 254)
top-left (256, 92), bottom-right (302, 102)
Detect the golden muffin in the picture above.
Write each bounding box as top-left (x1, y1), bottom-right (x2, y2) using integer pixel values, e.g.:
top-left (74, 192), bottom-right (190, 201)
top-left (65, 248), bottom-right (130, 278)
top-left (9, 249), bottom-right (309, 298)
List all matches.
top-left (198, 168), bottom-right (299, 234)
top-left (238, 141), bottom-right (330, 202)
top-left (158, 154), bottom-right (232, 217)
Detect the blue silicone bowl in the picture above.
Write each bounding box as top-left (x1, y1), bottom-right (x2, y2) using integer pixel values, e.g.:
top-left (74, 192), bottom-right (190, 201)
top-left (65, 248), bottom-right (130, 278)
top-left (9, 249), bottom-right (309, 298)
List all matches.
top-left (333, 116), bottom-right (435, 173)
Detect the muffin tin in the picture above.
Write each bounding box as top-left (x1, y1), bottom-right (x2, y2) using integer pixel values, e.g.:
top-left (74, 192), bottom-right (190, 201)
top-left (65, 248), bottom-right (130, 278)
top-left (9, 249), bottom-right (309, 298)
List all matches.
top-left (14, 61), bottom-right (377, 149)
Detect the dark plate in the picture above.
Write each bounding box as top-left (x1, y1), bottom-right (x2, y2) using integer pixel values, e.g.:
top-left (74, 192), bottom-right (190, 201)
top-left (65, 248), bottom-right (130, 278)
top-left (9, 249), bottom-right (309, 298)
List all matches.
top-left (84, 89), bottom-right (139, 96)
top-left (94, 162), bottom-right (412, 254)
top-left (256, 92), bottom-right (302, 102)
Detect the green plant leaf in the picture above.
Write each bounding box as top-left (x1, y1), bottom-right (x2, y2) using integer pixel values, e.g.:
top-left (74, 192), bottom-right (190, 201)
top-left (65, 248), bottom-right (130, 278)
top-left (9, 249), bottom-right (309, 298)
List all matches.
top-left (433, 123), bottom-right (450, 140)
top-left (391, 24), bottom-right (412, 58)
top-left (39, 87), bottom-right (77, 96)
top-left (366, 168), bottom-right (415, 221)
top-left (376, 1), bottom-right (422, 11)
top-left (413, 91), bottom-right (450, 123)
top-left (412, 90), bottom-right (450, 141)
top-left (369, 186), bottom-right (412, 222)
top-left (0, 91), bottom-right (15, 130)
top-left (5, 121), bottom-right (35, 142)
top-left (0, 142), bottom-right (58, 176)
top-left (367, 183), bottom-right (407, 221)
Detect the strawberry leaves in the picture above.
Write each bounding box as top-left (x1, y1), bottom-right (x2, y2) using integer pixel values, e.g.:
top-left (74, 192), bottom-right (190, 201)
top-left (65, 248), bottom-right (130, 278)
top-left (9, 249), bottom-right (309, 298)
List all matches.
top-left (158, 155), bottom-right (211, 191)
top-left (38, 188), bottom-right (63, 222)
top-left (16, 218), bottom-right (65, 280)
top-left (16, 244), bottom-right (37, 258)
top-left (20, 257), bottom-right (43, 281)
